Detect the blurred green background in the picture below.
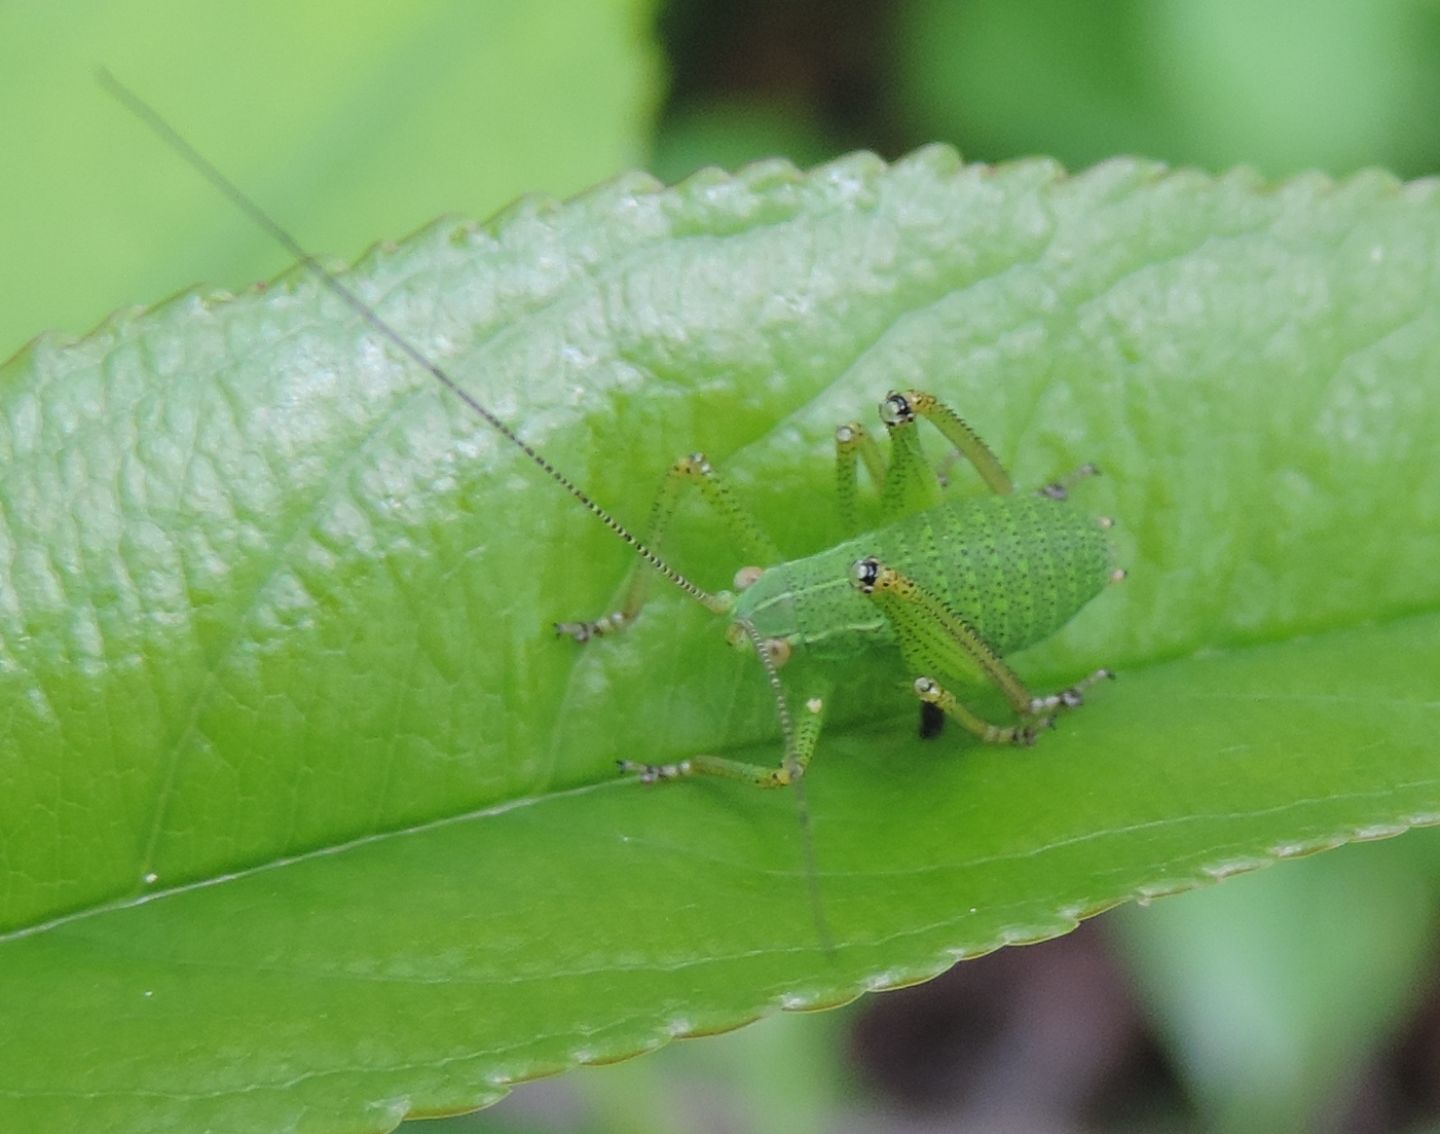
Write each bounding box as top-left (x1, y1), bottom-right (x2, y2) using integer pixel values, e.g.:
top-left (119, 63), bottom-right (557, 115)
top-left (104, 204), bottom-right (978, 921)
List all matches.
top-left (3, 2), bottom-right (1439, 1131)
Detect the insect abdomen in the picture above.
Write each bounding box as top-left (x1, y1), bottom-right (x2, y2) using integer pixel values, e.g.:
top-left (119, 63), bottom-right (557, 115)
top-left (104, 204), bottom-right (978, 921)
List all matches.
top-left (735, 495), bottom-right (1111, 661)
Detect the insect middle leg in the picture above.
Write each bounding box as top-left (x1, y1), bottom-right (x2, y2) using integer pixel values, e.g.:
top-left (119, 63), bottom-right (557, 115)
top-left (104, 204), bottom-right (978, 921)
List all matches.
top-left (555, 451), bottom-right (782, 642)
top-left (617, 683), bottom-right (827, 787)
top-left (851, 557), bottom-right (1112, 744)
top-left (554, 454), bottom-right (829, 789)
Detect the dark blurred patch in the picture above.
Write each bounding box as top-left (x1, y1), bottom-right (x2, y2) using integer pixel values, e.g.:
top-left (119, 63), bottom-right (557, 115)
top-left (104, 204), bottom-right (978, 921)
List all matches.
top-left (659, 0), bottom-right (896, 141)
top-left (655, 0), bottom-right (1440, 179)
top-left (1335, 962), bottom-right (1440, 1134)
top-left (1396, 977), bottom-right (1440, 1119)
top-left (918, 701), bottom-right (945, 741)
top-left (849, 922), bottom-right (1186, 1129)
top-left (849, 928), bottom-right (1440, 1131)
top-left (653, 0), bottom-right (902, 180)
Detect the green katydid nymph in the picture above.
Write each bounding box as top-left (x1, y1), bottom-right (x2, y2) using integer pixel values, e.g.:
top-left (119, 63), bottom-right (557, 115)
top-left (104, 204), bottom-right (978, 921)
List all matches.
top-left (100, 72), bottom-right (1123, 858)
top-left (555, 389), bottom-right (1123, 788)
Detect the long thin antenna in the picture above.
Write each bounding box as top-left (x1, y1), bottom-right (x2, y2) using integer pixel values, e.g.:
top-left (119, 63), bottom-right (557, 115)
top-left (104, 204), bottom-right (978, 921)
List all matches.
top-left (97, 67), bottom-right (721, 613)
top-left (103, 70), bottom-right (838, 958)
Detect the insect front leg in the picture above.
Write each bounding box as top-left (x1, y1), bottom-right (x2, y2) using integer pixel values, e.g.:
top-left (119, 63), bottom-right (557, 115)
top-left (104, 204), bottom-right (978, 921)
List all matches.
top-left (555, 452), bottom-right (782, 642)
top-left (850, 557), bottom-right (1113, 744)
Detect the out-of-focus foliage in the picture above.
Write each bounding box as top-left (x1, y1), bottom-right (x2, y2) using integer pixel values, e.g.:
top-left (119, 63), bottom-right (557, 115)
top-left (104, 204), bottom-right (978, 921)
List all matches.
top-left (657, 0), bottom-right (1440, 181)
top-left (895, 0), bottom-right (1440, 179)
top-left (0, 0), bottom-right (660, 362)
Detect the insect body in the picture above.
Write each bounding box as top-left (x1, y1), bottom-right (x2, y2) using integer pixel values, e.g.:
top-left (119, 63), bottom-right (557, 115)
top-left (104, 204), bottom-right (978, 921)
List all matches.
top-left (738, 494), bottom-right (1110, 664)
top-left (559, 390), bottom-right (1120, 789)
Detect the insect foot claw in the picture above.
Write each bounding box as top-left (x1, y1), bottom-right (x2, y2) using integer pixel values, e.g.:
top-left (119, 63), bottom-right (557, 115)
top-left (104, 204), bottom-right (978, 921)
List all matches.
top-left (555, 611), bottom-right (631, 643)
top-left (1039, 461), bottom-right (1101, 500)
top-left (1029, 667), bottom-right (1114, 721)
top-left (617, 758), bottom-right (692, 784)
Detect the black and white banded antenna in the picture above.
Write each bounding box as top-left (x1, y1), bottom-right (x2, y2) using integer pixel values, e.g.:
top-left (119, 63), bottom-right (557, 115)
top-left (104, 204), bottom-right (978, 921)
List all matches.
top-left (97, 67), bottom-right (719, 614)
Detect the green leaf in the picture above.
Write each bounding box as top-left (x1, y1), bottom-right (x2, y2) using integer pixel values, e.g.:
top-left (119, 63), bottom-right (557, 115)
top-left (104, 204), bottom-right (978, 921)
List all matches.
top-left (2, 150), bottom-right (1438, 1132)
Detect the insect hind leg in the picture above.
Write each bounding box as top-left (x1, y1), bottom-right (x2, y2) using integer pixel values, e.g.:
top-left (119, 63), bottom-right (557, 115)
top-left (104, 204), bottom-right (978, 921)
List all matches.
top-left (851, 555), bottom-right (1114, 745)
top-left (912, 667), bottom-right (1112, 745)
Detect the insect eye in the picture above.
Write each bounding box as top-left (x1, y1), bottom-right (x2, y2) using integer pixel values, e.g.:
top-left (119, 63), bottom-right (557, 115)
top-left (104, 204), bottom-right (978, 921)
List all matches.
top-left (879, 392), bottom-right (914, 427)
top-left (850, 557), bottom-right (882, 593)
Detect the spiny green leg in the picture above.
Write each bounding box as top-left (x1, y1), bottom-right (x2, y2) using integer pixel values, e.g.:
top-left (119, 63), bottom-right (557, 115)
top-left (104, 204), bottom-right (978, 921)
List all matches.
top-left (912, 667), bottom-right (1115, 745)
top-left (837, 389), bottom-right (1017, 529)
top-left (834, 419), bottom-right (886, 532)
top-left (617, 693), bottom-right (825, 787)
top-left (618, 619), bottom-right (827, 787)
top-left (556, 452), bottom-right (781, 642)
top-left (877, 392), bottom-right (946, 517)
top-left (849, 554), bottom-right (1033, 721)
top-left (850, 557), bottom-right (1113, 744)
top-left (877, 389), bottom-right (1017, 520)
